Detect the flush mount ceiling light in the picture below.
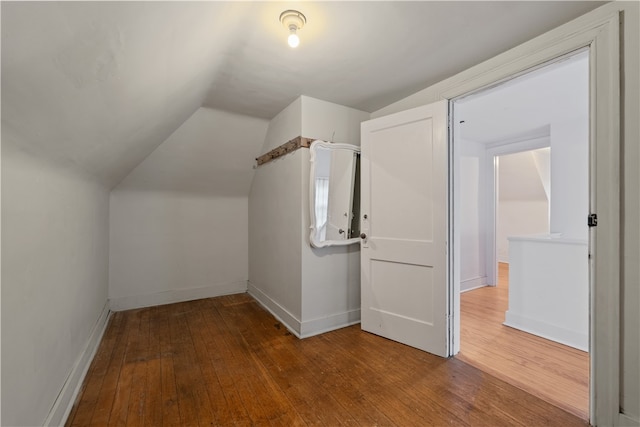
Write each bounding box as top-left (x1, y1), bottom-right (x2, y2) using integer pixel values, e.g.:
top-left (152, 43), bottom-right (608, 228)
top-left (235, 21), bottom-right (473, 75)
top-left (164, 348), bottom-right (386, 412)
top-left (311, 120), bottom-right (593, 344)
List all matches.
top-left (280, 9), bottom-right (306, 48)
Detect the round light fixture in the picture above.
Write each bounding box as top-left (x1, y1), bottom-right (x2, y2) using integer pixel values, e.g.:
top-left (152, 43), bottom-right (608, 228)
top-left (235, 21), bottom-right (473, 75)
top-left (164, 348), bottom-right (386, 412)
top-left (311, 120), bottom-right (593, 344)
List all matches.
top-left (280, 9), bottom-right (306, 48)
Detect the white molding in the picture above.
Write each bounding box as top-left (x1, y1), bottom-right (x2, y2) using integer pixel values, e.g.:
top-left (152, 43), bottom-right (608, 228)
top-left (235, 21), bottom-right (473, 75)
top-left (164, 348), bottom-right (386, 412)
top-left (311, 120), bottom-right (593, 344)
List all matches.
top-left (299, 309), bottom-right (361, 338)
top-left (486, 152), bottom-right (498, 287)
top-left (45, 302), bottom-right (111, 427)
top-left (412, 5), bottom-right (622, 424)
top-left (504, 311), bottom-right (588, 352)
top-left (486, 135), bottom-right (550, 155)
top-left (483, 135), bottom-right (553, 288)
top-left (460, 276), bottom-right (487, 293)
top-left (619, 413), bottom-right (640, 427)
top-left (247, 281), bottom-right (302, 338)
top-left (247, 283), bottom-right (359, 339)
top-left (109, 281), bottom-right (247, 311)
top-left (588, 10), bottom-right (621, 427)
top-left (449, 104), bottom-right (460, 354)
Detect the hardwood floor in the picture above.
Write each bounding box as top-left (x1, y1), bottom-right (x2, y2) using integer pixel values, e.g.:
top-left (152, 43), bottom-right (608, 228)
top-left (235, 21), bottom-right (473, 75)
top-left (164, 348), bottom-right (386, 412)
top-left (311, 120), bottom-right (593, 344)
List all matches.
top-left (457, 263), bottom-right (589, 420)
top-left (67, 292), bottom-right (586, 426)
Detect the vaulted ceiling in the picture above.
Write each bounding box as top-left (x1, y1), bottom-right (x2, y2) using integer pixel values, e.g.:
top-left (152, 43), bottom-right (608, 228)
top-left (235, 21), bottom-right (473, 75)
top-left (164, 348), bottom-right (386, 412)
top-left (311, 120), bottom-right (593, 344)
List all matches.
top-left (1, 1), bottom-right (605, 188)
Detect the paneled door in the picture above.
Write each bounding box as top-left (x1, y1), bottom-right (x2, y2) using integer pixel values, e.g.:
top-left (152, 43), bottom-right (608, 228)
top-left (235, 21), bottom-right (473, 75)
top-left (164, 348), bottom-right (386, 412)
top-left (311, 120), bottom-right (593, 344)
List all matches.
top-left (360, 100), bottom-right (449, 357)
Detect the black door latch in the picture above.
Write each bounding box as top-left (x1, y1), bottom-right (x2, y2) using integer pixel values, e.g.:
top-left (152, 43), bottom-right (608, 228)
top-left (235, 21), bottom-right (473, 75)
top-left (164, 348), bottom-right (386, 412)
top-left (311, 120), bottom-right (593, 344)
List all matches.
top-left (588, 213), bottom-right (598, 227)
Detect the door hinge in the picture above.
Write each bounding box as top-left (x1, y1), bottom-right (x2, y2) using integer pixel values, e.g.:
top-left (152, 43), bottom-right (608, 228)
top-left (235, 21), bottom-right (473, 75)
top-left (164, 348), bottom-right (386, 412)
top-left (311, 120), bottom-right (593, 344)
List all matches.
top-left (588, 213), bottom-right (598, 227)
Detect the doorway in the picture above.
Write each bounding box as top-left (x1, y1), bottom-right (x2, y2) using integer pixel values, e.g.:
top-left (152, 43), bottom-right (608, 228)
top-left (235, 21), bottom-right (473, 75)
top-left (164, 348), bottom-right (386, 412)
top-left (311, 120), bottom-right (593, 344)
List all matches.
top-left (451, 50), bottom-right (590, 419)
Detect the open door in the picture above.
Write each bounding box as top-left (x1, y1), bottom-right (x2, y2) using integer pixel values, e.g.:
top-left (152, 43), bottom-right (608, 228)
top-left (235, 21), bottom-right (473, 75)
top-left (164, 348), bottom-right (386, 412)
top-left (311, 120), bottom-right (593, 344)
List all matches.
top-left (360, 100), bottom-right (449, 357)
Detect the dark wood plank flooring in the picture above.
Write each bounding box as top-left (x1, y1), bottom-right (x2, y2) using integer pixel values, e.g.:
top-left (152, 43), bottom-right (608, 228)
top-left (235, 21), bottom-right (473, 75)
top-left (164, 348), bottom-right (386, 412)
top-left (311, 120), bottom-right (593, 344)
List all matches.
top-left (66, 293), bottom-right (587, 426)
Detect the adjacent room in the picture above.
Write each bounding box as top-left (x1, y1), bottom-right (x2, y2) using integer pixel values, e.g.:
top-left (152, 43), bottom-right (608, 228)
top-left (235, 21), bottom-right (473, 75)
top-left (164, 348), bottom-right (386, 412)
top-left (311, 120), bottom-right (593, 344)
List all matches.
top-left (453, 51), bottom-right (590, 418)
top-left (1, 2), bottom-right (638, 426)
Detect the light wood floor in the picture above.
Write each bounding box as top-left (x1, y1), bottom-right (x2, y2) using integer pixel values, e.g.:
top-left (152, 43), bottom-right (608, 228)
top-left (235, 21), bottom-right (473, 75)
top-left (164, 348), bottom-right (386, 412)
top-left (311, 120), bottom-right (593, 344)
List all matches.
top-left (457, 263), bottom-right (589, 420)
top-left (67, 292), bottom-right (586, 426)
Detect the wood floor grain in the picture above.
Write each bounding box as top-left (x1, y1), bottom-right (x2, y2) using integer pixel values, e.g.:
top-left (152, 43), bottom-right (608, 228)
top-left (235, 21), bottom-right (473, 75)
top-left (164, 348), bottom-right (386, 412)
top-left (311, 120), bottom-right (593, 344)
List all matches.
top-left (457, 263), bottom-right (589, 420)
top-left (67, 292), bottom-right (587, 426)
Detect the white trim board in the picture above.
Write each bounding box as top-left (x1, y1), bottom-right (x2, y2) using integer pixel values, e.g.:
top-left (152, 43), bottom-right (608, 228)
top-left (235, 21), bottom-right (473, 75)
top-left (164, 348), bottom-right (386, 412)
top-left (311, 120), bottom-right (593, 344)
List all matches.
top-left (247, 281), bottom-right (360, 339)
top-left (619, 414), bottom-right (640, 427)
top-left (374, 4), bottom-right (622, 424)
top-left (247, 281), bottom-right (303, 338)
top-left (483, 136), bottom-right (552, 286)
top-left (299, 309), bottom-right (361, 339)
top-left (46, 302), bottom-right (111, 427)
top-left (109, 280), bottom-right (247, 311)
top-left (460, 276), bottom-right (488, 293)
top-left (504, 311), bottom-right (588, 352)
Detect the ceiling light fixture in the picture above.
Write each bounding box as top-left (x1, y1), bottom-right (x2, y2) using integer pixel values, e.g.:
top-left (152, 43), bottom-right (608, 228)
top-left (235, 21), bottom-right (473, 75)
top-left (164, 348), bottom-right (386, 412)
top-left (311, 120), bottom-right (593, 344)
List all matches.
top-left (280, 9), bottom-right (306, 48)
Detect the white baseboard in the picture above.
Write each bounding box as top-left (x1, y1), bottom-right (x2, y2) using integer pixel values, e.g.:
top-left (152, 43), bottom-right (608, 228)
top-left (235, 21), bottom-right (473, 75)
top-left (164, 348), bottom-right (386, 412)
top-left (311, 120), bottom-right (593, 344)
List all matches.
top-left (299, 309), bottom-right (361, 338)
top-left (619, 413), bottom-right (640, 426)
top-left (109, 281), bottom-right (248, 311)
top-left (247, 282), bottom-right (361, 339)
top-left (504, 311), bottom-right (588, 351)
top-left (460, 276), bottom-right (488, 293)
top-left (247, 281), bottom-right (302, 337)
top-left (45, 301), bottom-right (111, 427)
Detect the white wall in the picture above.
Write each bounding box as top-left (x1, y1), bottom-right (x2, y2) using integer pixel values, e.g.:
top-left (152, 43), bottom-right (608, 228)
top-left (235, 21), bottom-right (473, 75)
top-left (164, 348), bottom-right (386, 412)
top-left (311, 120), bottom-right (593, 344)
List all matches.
top-left (498, 201), bottom-right (550, 262)
top-left (506, 236), bottom-right (588, 350)
top-left (109, 192), bottom-right (250, 310)
top-left (299, 97), bottom-right (369, 335)
top-left (248, 98), bottom-right (304, 326)
top-left (248, 96), bottom-right (369, 337)
top-left (259, 97), bottom-right (302, 152)
top-left (300, 96), bottom-right (368, 146)
top-left (301, 157), bottom-right (361, 335)
top-left (372, 2), bottom-right (639, 420)
top-left (497, 150), bottom-right (550, 263)
top-left (0, 2), bottom-right (240, 188)
top-left (550, 117), bottom-right (589, 240)
top-left (459, 140), bottom-right (488, 290)
top-left (109, 108), bottom-right (268, 310)
top-left (1, 130), bottom-right (110, 426)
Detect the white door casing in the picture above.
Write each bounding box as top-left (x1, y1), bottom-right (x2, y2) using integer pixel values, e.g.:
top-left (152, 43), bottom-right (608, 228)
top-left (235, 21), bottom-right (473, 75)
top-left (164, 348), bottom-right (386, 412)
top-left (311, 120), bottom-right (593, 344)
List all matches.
top-left (365, 6), bottom-right (622, 424)
top-left (360, 100), bottom-right (449, 357)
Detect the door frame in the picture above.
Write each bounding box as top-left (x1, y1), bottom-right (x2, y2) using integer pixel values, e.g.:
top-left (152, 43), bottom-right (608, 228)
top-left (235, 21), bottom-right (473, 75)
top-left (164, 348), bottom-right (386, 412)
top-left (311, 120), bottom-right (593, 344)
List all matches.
top-left (488, 136), bottom-right (552, 287)
top-left (435, 10), bottom-right (620, 426)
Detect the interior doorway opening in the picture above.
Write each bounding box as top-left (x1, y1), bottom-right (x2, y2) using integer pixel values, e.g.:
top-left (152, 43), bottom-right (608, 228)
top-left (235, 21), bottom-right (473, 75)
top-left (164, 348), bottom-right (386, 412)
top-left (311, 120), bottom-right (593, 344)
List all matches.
top-left (451, 50), bottom-right (590, 419)
top-left (496, 149), bottom-right (551, 266)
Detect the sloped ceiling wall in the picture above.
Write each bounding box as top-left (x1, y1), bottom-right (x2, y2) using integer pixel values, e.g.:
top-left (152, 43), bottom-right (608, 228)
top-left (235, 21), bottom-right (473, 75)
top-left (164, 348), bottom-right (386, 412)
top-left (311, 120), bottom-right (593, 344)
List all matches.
top-left (498, 149), bottom-right (549, 202)
top-left (115, 107), bottom-right (268, 195)
top-left (1, 2), bottom-right (247, 187)
top-left (2, 2), bottom-right (604, 190)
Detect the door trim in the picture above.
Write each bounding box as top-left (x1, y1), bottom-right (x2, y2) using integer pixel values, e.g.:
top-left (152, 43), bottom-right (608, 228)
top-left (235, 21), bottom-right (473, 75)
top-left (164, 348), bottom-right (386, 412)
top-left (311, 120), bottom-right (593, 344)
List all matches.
top-left (485, 136), bottom-right (551, 286)
top-left (435, 10), bottom-right (620, 426)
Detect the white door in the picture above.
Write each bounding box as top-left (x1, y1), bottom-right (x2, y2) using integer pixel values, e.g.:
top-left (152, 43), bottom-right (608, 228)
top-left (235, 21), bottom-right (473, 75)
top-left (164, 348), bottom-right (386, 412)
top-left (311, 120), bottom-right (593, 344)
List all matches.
top-left (360, 100), bottom-right (449, 357)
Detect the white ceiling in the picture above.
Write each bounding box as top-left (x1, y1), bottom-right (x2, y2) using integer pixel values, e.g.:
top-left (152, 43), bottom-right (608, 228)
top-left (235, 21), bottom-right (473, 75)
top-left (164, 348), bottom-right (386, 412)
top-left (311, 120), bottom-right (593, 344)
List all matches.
top-left (200, 1), bottom-right (603, 118)
top-left (1, 1), bottom-right (604, 187)
top-left (458, 52), bottom-right (589, 203)
top-left (455, 50), bottom-right (589, 144)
